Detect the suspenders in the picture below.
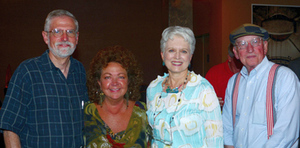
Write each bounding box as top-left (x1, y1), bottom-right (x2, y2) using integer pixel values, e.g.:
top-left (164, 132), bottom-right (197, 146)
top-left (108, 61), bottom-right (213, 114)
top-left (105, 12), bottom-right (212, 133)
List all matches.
top-left (232, 64), bottom-right (280, 139)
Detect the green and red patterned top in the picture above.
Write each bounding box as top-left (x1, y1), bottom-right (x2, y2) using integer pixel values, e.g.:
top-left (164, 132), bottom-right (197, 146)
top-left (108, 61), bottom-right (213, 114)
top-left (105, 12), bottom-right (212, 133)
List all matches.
top-left (84, 101), bottom-right (149, 148)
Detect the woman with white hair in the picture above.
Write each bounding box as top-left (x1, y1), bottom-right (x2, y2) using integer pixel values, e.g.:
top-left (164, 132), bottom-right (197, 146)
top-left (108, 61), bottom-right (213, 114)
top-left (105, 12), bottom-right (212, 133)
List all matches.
top-left (146, 26), bottom-right (223, 147)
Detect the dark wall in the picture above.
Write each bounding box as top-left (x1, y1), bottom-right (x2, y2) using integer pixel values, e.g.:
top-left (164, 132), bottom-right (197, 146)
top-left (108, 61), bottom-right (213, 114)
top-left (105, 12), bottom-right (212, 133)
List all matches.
top-left (0, 0), bottom-right (169, 100)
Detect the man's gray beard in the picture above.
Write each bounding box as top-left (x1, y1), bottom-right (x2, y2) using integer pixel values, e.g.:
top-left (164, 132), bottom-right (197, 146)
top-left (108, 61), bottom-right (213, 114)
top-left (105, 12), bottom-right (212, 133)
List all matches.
top-left (48, 42), bottom-right (76, 58)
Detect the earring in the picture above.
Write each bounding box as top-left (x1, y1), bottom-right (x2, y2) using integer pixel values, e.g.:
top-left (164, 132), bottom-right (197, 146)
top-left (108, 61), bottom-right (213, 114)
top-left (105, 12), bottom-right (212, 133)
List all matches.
top-left (98, 91), bottom-right (105, 107)
top-left (125, 92), bottom-right (130, 108)
top-left (188, 63), bottom-right (191, 68)
top-left (162, 61), bottom-right (165, 66)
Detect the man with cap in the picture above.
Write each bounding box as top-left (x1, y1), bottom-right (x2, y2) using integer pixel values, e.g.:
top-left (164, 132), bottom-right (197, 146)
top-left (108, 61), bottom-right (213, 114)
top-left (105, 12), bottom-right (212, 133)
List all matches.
top-left (205, 43), bottom-right (242, 109)
top-left (222, 23), bottom-right (300, 148)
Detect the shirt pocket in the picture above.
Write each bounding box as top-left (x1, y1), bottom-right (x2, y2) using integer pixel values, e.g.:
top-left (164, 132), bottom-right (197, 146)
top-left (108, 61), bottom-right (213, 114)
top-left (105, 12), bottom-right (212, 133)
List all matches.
top-left (252, 102), bottom-right (266, 125)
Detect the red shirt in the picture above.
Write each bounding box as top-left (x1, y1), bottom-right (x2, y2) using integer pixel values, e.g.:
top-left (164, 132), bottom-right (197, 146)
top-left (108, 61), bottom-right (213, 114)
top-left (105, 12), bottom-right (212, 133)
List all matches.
top-left (205, 60), bottom-right (235, 102)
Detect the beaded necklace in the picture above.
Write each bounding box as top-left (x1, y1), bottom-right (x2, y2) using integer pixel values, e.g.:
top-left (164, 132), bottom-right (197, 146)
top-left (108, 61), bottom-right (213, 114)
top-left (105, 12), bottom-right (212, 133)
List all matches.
top-left (163, 71), bottom-right (190, 93)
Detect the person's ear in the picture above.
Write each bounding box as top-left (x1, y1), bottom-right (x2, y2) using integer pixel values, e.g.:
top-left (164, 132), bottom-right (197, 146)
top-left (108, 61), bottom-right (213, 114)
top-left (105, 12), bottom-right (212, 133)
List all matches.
top-left (42, 31), bottom-right (49, 45)
top-left (97, 80), bottom-right (101, 88)
top-left (189, 54), bottom-right (193, 62)
top-left (160, 52), bottom-right (164, 61)
top-left (263, 40), bottom-right (268, 55)
top-left (228, 54), bottom-right (232, 62)
top-left (75, 32), bottom-right (79, 45)
top-left (233, 46), bottom-right (240, 60)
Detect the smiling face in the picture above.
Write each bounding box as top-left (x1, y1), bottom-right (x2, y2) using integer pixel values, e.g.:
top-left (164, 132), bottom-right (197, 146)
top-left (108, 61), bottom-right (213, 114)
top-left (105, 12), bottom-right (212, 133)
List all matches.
top-left (233, 35), bottom-right (268, 72)
top-left (42, 16), bottom-right (79, 58)
top-left (161, 35), bottom-right (192, 74)
top-left (98, 62), bottom-right (128, 102)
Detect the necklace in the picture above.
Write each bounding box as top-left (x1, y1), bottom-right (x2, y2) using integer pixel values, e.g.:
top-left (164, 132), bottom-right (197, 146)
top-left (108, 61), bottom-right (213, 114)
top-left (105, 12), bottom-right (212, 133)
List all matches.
top-left (163, 71), bottom-right (190, 93)
top-left (152, 71), bottom-right (190, 145)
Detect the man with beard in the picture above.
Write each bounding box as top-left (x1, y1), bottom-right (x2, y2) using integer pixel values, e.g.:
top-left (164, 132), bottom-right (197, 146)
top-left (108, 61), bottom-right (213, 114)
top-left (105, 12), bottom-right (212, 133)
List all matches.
top-left (0, 9), bottom-right (88, 148)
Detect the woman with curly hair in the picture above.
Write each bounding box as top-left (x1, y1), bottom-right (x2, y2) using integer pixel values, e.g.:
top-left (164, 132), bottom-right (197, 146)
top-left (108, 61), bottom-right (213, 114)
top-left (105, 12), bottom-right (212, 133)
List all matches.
top-left (84, 45), bottom-right (149, 147)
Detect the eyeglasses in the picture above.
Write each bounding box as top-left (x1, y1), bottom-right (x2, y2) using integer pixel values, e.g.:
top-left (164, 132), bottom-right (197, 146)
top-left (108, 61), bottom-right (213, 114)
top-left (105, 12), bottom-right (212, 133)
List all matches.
top-left (46, 29), bottom-right (77, 37)
top-left (150, 91), bottom-right (182, 146)
top-left (235, 38), bottom-right (263, 50)
top-left (151, 110), bottom-right (174, 146)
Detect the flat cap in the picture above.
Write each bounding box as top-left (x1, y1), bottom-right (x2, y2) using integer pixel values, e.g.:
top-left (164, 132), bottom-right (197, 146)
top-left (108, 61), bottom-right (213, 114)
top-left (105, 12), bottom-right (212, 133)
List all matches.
top-left (229, 23), bottom-right (269, 44)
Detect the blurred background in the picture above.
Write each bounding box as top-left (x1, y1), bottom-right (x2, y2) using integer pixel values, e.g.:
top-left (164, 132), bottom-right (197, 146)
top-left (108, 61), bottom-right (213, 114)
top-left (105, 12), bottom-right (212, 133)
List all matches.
top-left (1, 0), bottom-right (300, 103)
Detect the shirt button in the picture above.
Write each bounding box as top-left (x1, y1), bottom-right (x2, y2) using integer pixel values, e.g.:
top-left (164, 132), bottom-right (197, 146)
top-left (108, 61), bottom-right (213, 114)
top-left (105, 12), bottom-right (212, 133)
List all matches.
top-left (244, 112), bottom-right (247, 115)
top-left (246, 96), bottom-right (249, 100)
top-left (241, 128), bottom-right (244, 131)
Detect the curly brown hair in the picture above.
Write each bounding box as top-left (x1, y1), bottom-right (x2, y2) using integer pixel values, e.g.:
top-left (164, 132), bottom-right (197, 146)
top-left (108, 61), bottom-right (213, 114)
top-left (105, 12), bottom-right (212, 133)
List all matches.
top-left (87, 45), bottom-right (143, 103)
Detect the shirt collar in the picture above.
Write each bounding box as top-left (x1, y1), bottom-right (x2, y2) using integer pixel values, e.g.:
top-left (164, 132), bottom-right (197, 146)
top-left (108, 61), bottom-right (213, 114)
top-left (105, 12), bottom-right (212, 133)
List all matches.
top-left (39, 49), bottom-right (77, 73)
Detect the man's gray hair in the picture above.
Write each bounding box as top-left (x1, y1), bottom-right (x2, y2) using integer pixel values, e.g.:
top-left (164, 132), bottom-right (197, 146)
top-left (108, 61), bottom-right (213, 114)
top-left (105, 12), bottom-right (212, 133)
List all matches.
top-left (44, 9), bottom-right (79, 32)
